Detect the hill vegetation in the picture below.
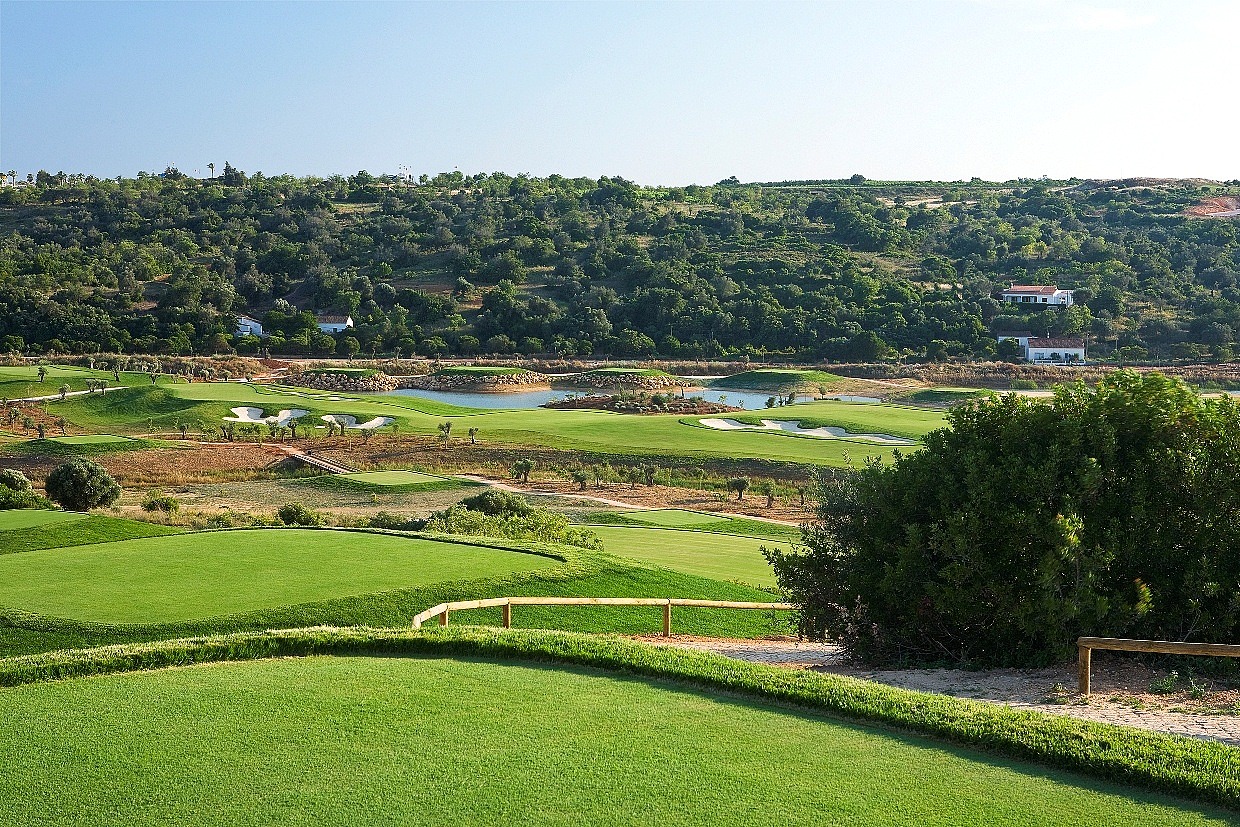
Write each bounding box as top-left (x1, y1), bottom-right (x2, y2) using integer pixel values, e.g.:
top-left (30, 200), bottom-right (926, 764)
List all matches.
top-left (2, 171), bottom-right (1238, 362)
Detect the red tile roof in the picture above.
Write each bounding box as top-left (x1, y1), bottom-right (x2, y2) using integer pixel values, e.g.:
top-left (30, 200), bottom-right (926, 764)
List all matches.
top-left (1027, 338), bottom-right (1086, 348)
top-left (1002, 285), bottom-right (1060, 295)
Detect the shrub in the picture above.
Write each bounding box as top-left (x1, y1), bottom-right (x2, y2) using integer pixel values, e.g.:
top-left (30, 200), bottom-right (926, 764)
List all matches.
top-left (0, 469), bottom-right (49, 510)
top-left (141, 490), bottom-right (179, 514)
top-left (44, 461), bottom-right (121, 512)
top-left (426, 504), bottom-right (601, 550)
top-left (767, 371), bottom-right (1240, 666)
top-left (368, 511), bottom-right (426, 531)
top-left (276, 502), bottom-right (323, 527)
top-left (459, 489), bottom-right (533, 517)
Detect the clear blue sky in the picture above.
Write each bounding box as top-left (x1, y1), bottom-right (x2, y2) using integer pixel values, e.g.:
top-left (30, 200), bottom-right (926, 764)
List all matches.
top-left (2, 0), bottom-right (1235, 184)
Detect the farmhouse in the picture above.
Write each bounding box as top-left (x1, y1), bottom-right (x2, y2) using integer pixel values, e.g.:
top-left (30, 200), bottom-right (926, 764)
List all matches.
top-left (1000, 285), bottom-right (1075, 306)
top-left (316, 315), bottom-right (354, 334)
top-left (1026, 337), bottom-right (1086, 363)
top-left (235, 314), bottom-right (265, 337)
top-left (995, 330), bottom-right (1034, 350)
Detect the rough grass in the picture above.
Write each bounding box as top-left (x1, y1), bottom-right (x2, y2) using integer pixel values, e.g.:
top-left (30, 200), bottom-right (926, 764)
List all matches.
top-left (579, 367), bottom-right (676, 377)
top-left (0, 528), bottom-right (559, 623)
top-left (301, 470), bottom-right (477, 494)
top-left (0, 513), bottom-right (181, 556)
top-left (0, 435), bottom-right (166, 457)
top-left (435, 366), bottom-right (533, 376)
top-left (583, 510), bottom-right (801, 541)
top-left (711, 368), bottom-right (843, 390)
top-left (1, 628), bottom-right (1237, 819)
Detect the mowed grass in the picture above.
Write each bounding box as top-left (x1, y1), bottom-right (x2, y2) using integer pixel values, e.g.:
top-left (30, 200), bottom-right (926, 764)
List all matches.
top-left (0, 529), bottom-right (557, 623)
top-left (591, 525), bottom-right (782, 587)
top-left (47, 434), bottom-right (134, 445)
top-left (582, 509), bottom-right (801, 541)
top-left (712, 368), bottom-right (843, 390)
top-left (720, 399), bottom-right (945, 440)
top-left (0, 655), bottom-right (1229, 827)
top-left (52, 383), bottom-right (934, 465)
top-left (0, 365), bottom-right (166, 398)
top-left (0, 510), bottom-right (87, 531)
top-left (0, 513), bottom-right (181, 555)
top-left (616, 508), bottom-right (725, 527)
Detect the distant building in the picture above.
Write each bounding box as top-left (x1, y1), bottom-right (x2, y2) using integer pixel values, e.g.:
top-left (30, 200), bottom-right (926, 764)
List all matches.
top-left (1026, 337), bottom-right (1086, 363)
top-left (995, 331), bottom-right (1035, 350)
top-left (235, 314), bottom-right (265, 337)
top-left (1000, 285), bottom-right (1075, 306)
top-left (316, 315), bottom-right (354, 334)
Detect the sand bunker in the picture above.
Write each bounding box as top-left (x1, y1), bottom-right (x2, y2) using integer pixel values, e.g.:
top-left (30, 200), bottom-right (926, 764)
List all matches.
top-left (698, 418), bottom-right (915, 445)
top-left (224, 407), bottom-right (309, 426)
top-left (320, 414), bottom-right (395, 431)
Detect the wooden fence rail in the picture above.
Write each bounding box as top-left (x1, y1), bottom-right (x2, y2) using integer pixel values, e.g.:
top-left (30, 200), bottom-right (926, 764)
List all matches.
top-left (412, 597), bottom-right (796, 637)
top-left (1077, 636), bottom-right (1240, 696)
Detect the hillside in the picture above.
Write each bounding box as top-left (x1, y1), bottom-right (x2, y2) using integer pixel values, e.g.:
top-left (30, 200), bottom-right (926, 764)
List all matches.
top-left (1, 171), bottom-right (1239, 363)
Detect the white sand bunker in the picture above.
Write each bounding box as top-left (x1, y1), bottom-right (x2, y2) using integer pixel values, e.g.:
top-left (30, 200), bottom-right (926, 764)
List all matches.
top-left (699, 418), bottom-right (915, 445)
top-left (321, 414), bottom-right (395, 431)
top-left (224, 407), bottom-right (309, 426)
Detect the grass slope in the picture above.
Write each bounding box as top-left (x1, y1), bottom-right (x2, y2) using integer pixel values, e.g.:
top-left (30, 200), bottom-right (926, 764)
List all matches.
top-left (719, 399), bottom-right (945, 440)
top-left (0, 513), bottom-right (181, 555)
top-left (0, 365), bottom-right (170, 399)
top-left (302, 470), bottom-right (477, 494)
top-left (0, 528), bottom-right (558, 623)
top-left (591, 525), bottom-right (783, 587)
top-left (584, 510), bottom-right (800, 541)
top-left (1, 629), bottom-right (1236, 821)
top-left (0, 510), bottom-right (87, 531)
top-left (712, 368), bottom-right (843, 390)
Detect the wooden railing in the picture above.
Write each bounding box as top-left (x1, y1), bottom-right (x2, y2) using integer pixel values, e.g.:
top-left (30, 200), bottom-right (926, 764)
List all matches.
top-left (1077, 636), bottom-right (1240, 695)
top-left (412, 597), bottom-right (796, 637)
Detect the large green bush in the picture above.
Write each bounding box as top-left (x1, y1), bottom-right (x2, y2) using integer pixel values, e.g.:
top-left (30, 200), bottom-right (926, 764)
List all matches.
top-left (43, 461), bottom-right (121, 512)
top-left (0, 469), bottom-right (50, 510)
top-left (767, 371), bottom-right (1240, 666)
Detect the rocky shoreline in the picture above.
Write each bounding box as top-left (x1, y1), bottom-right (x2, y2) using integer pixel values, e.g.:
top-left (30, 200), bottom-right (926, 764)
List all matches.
top-left (397, 370), bottom-right (551, 393)
top-left (544, 394), bottom-right (740, 415)
top-left (557, 372), bottom-right (691, 391)
top-left (287, 371), bottom-right (397, 392)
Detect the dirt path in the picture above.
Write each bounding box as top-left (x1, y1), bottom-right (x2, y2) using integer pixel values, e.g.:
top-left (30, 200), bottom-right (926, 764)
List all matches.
top-left (646, 637), bottom-right (1240, 747)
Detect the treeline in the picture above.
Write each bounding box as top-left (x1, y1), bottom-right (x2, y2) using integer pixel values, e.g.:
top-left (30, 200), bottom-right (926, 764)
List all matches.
top-left (0, 168), bottom-right (1237, 361)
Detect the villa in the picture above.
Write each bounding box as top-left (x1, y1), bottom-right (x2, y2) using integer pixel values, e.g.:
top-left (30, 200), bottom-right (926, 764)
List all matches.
top-left (235, 314), bottom-right (265, 337)
top-left (1000, 285), bottom-right (1075, 306)
top-left (316, 315), bottom-right (354, 334)
top-left (996, 332), bottom-right (1086, 363)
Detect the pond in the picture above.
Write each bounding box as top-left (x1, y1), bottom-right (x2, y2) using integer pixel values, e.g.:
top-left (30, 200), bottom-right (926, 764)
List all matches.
top-left (385, 387), bottom-right (854, 410)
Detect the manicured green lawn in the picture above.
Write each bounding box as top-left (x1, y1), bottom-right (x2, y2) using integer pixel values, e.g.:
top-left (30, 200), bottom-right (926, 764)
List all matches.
top-left (0, 656), bottom-right (1228, 826)
top-left (584, 509), bottom-right (801, 541)
top-left (721, 399), bottom-right (945, 440)
top-left (0, 365), bottom-right (171, 398)
top-left (47, 434), bottom-right (134, 445)
top-left (337, 470), bottom-right (447, 486)
top-left (52, 383), bottom-right (932, 465)
top-left (0, 510), bottom-right (87, 531)
top-left (712, 368), bottom-right (843, 390)
top-left (617, 508), bottom-right (725, 527)
top-left (0, 529), bottom-right (557, 623)
top-left (591, 525), bottom-right (782, 587)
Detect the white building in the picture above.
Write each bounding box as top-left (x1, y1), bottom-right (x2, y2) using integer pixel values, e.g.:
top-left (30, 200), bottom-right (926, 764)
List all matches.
top-left (235, 314), bottom-right (265, 337)
top-left (995, 331), bottom-right (1034, 350)
top-left (1000, 285), bottom-right (1075, 306)
top-left (316, 315), bottom-right (354, 334)
top-left (1026, 337), bottom-right (1087, 363)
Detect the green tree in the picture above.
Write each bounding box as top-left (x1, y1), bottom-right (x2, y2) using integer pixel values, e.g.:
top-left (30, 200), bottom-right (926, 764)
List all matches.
top-left (727, 477), bottom-right (750, 500)
top-left (44, 460), bottom-right (121, 511)
top-left (511, 459), bottom-right (534, 484)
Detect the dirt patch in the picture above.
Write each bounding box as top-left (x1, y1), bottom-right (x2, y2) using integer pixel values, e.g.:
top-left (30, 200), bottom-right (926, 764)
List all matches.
top-left (1185, 196), bottom-right (1240, 217)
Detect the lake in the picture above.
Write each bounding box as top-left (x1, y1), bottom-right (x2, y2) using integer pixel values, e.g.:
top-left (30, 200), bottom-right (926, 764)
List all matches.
top-left (385, 387), bottom-right (869, 410)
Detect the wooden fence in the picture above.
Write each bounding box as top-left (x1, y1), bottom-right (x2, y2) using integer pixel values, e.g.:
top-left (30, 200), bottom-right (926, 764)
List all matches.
top-left (1077, 636), bottom-right (1240, 695)
top-left (412, 597), bottom-right (796, 637)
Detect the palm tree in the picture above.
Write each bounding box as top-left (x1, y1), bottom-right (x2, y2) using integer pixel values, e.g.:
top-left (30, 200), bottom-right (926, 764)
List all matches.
top-left (511, 459), bottom-right (534, 484)
top-left (208, 162), bottom-right (215, 179)
top-left (438, 421), bottom-right (452, 443)
top-left (37, 366), bottom-right (47, 383)
top-left (467, 427), bottom-right (479, 444)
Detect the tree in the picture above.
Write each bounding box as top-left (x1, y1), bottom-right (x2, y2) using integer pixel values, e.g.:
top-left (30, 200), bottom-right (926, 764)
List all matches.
top-left (35, 423), bottom-right (46, 439)
top-left (767, 371), bottom-right (1240, 667)
top-left (625, 467), bottom-right (644, 489)
top-left (511, 459), bottom-right (534, 484)
top-left (467, 427), bottom-right (479, 444)
top-left (341, 336), bottom-right (362, 359)
top-left (727, 477), bottom-right (750, 500)
top-left (58, 384), bottom-right (70, 401)
top-left (54, 416), bottom-right (67, 436)
top-left (438, 421), bottom-right (452, 444)
top-left (277, 502), bottom-right (322, 526)
top-left (45, 460), bottom-right (121, 511)
top-left (571, 469), bottom-right (589, 490)
top-left (756, 479), bottom-right (775, 508)
top-left (37, 365), bottom-right (47, 383)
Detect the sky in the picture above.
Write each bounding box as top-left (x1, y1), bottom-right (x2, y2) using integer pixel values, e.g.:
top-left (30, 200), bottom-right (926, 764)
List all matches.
top-left (1, 0), bottom-right (1236, 185)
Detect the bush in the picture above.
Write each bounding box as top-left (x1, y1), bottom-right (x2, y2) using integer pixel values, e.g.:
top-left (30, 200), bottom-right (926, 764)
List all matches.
top-left (276, 502), bottom-right (323, 527)
top-left (0, 469), bottom-right (50, 510)
top-left (459, 489), bottom-right (533, 517)
top-left (368, 511), bottom-right (426, 531)
top-left (426, 504), bottom-right (601, 550)
top-left (767, 371), bottom-right (1240, 666)
top-left (44, 461), bottom-right (121, 512)
top-left (141, 490), bottom-right (179, 514)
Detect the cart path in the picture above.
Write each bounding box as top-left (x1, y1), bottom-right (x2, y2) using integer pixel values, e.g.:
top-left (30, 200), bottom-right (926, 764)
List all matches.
top-left (644, 637), bottom-right (1240, 747)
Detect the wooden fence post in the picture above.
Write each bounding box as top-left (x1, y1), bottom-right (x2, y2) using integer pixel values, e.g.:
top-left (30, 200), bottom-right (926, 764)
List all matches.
top-left (439, 608), bottom-right (449, 628)
top-left (502, 603), bottom-right (512, 629)
top-left (662, 601), bottom-right (672, 637)
top-left (1078, 643), bottom-right (1091, 696)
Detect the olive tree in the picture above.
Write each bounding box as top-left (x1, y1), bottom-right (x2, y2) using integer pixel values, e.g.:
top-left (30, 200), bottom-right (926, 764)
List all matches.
top-left (44, 460), bottom-right (121, 511)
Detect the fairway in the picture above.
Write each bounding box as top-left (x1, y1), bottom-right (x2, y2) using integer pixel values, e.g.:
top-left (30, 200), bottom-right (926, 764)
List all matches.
top-left (47, 434), bottom-right (134, 445)
top-left (619, 508), bottom-right (725, 527)
top-left (592, 525), bottom-right (782, 586)
top-left (0, 529), bottom-right (557, 623)
top-left (0, 656), bottom-right (1227, 827)
top-left (0, 510), bottom-right (87, 531)
top-left (336, 470), bottom-right (447, 486)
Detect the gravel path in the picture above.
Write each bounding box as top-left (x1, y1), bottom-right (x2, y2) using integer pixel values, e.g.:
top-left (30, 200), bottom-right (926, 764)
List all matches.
top-left (648, 637), bottom-right (1240, 747)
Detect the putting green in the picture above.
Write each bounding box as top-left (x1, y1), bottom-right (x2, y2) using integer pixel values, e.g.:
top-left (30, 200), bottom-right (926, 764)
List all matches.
top-left (337, 470), bottom-right (446, 486)
top-left (48, 434), bottom-right (133, 445)
top-left (0, 657), bottom-right (1226, 826)
top-left (620, 509), bottom-right (727, 528)
top-left (0, 510), bottom-right (88, 531)
top-left (592, 525), bottom-right (781, 587)
top-left (0, 529), bottom-right (557, 623)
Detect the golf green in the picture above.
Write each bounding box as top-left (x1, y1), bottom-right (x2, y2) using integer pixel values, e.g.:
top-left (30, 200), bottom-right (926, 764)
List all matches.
top-left (0, 656), bottom-right (1227, 826)
top-left (0, 510), bottom-right (88, 531)
top-left (337, 470), bottom-right (446, 486)
top-left (0, 529), bottom-right (557, 623)
top-left (620, 508), bottom-right (724, 527)
top-left (591, 525), bottom-right (781, 587)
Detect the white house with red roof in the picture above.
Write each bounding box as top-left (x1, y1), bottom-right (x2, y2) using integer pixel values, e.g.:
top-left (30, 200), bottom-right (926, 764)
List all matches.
top-left (1000, 284), bottom-right (1075, 306)
top-left (995, 331), bottom-right (1086, 363)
